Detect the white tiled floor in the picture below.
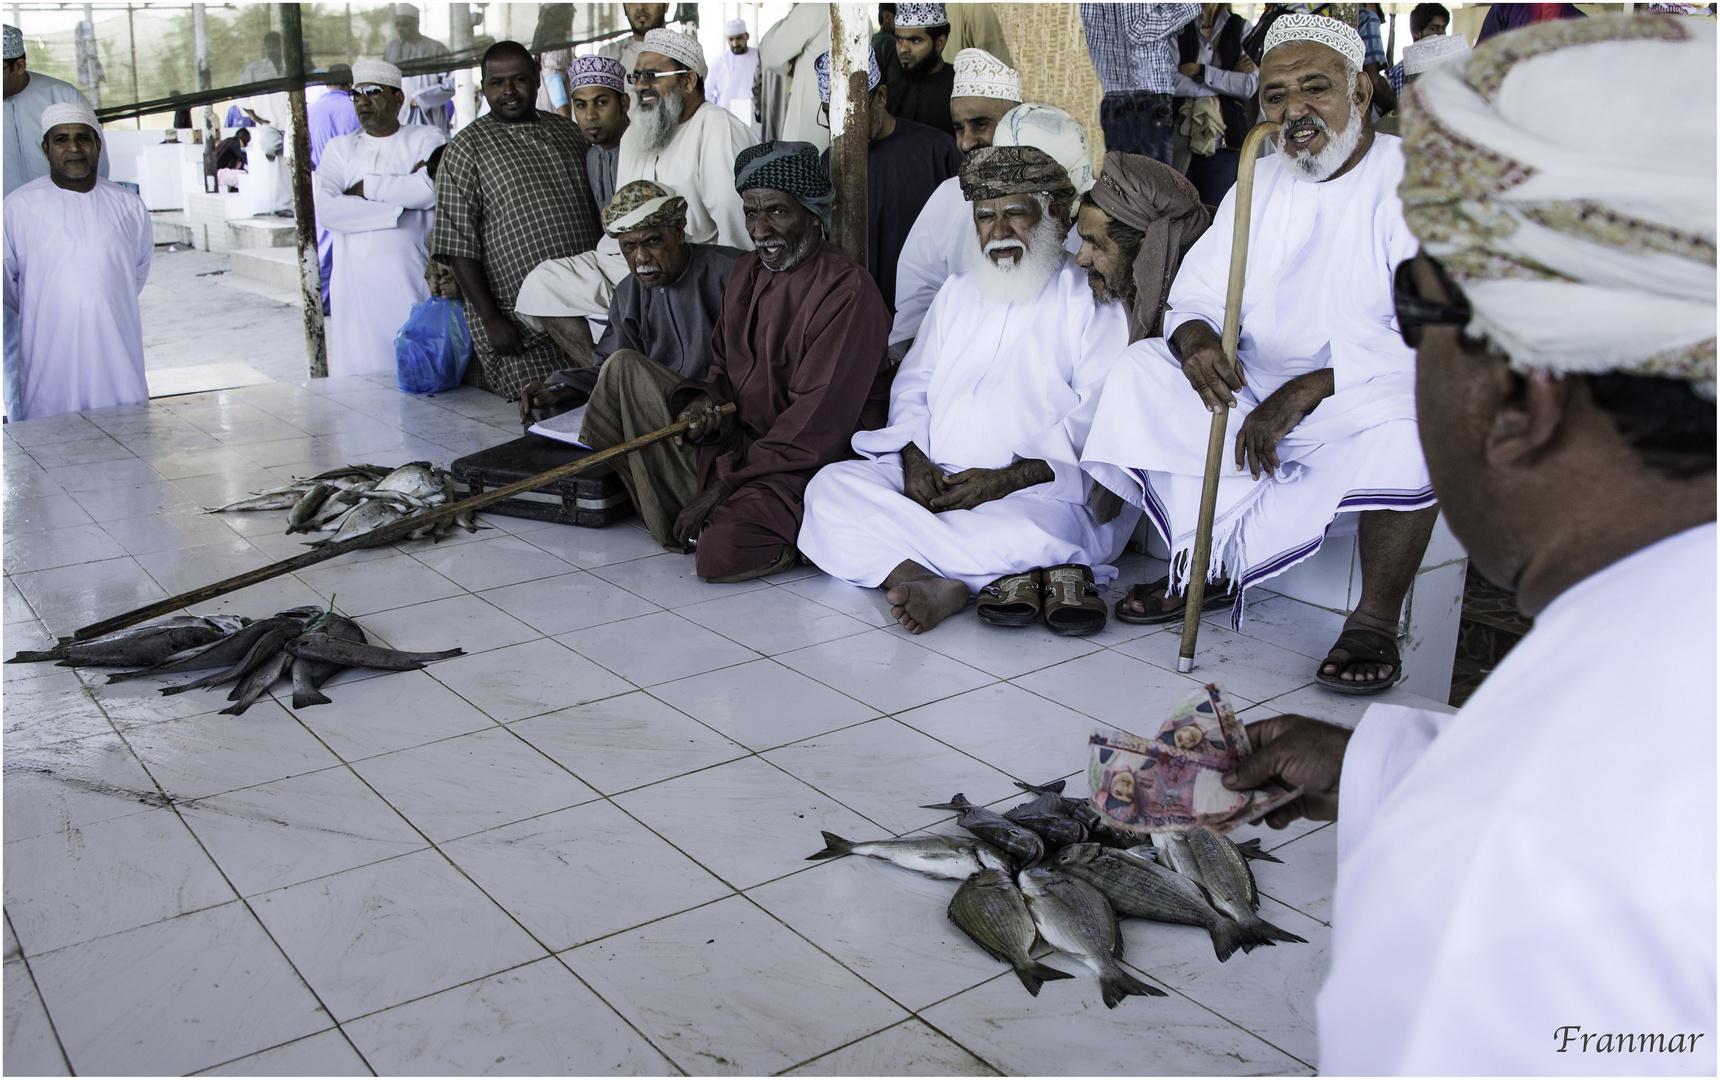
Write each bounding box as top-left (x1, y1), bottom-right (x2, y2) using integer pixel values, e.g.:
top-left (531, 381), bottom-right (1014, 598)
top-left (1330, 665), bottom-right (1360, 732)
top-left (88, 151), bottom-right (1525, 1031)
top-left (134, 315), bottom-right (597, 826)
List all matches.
top-left (2, 377), bottom-right (1457, 1076)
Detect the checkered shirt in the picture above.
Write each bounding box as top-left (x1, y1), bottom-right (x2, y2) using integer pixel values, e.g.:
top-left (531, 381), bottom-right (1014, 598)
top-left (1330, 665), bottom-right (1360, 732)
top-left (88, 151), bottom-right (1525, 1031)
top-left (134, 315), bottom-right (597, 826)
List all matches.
top-left (1356, 7), bottom-right (1388, 67)
top-left (1079, 3), bottom-right (1201, 95)
top-left (430, 110), bottom-right (601, 398)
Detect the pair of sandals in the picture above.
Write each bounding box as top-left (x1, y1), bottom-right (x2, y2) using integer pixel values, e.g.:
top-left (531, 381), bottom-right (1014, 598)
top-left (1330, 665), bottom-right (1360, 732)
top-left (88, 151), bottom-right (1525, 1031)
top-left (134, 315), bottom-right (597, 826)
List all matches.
top-left (976, 564), bottom-right (1107, 637)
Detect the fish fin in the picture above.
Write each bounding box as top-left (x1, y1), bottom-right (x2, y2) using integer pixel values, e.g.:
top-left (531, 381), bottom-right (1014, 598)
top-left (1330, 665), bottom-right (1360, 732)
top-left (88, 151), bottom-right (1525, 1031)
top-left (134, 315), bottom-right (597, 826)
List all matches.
top-left (1208, 917), bottom-right (1250, 963)
top-left (918, 793), bottom-right (973, 811)
top-left (1256, 917), bottom-right (1307, 945)
top-left (1014, 961), bottom-right (1076, 997)
top-left (805, 832), bottom-right (854, 861)
top-left (1012, 779), bottom-right (1068, 796)
top-left (1100, 967), bottom-right (1167, 1009)
top-left (292, 688), bottom-right (333, 708)
top-left (217, 700), bottom-right (249, 716)
top-left (1235, 837), bottom-right (1284, 863)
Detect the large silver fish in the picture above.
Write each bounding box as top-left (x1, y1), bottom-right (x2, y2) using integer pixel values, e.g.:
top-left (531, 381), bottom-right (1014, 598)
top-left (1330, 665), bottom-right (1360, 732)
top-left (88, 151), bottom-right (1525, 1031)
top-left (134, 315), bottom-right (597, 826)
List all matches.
top-left (1018, 867), bottom-right (1167, 1008)
top-left (948, 869), bottom-right (1076, 996)
top-left (805, 832), bottom-right (1011, 879)
top-left (206, 488), bottom-right (307, 513)
top-left (373, 462), bottom-right (442, 501)
top-left (56, 617), bottom-right (227, 668)
top-left (920, 793), bottom-right (1045, 865)
top-left (285, 484), bottom-right (335, 532)
top-left (311, 498), bottom-right (401, 547)
top-left (284, 633), bottom-right (462, 670)
top-left (1054, 843), bottom-right (1256, 962)
top-left (1184, 827), bottom-right (1306, 946)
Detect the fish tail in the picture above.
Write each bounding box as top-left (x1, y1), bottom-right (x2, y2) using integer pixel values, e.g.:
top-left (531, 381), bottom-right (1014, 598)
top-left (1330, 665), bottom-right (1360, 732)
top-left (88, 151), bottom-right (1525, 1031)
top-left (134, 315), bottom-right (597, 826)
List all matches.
top-left (292, 687), bottom-right (333, 708)
top-left (217, 700), bottom-right (250, 716)
top-left (1099, 966), bottom-right (1167, 1009)
top-left (1256, 916), bottom-right (1307, 945)
top-left (1207, 916), bottom-right (1251, 963)
top-left (805, 832), bottom-right (855, 861)
top-left (918, 793), bottom-right (973, 811)
top-left (1012, 779), bottom-right (1068, 796)
top-left (1014, 961), bottom-right (1076, 997)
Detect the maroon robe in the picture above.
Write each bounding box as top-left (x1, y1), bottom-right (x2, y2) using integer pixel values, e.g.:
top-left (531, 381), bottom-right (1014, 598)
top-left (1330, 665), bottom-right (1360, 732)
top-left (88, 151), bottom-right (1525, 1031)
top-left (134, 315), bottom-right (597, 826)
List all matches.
top-left (671, 240), bottom-right (892, 578)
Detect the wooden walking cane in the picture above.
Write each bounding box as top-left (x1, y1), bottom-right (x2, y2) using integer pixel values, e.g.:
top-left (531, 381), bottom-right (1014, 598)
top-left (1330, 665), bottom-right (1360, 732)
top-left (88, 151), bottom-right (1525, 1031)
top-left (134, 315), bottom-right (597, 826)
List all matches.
top-left (10, 404), bottom-right (738, 662)
top-left (1177, 121), bottom-right (1281, 674)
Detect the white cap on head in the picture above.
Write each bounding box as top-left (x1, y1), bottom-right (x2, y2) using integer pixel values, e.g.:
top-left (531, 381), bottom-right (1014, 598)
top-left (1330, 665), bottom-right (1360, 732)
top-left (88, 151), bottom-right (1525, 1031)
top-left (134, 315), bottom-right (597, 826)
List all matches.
top-left (1263, 13), bottom-right (1366, 71)
top-left (350, 59), bottom-right (402, 88)
top-left (1402, 33), bottom-right (1470, 76)
top-left (993, 103), bottom-right (1094, 194)
top-left (724, 18), bottom-right (747, 36)
top-left (641, 27), bottom-right (707, 79)
top-left (952, 48), bottom-right (1021, 102)
top-left (893, 3), bottom-right (948, 29)
top-left (40, 100), bottom-right (99, 137)
top-left (394, 3), bottom-right (419, 17)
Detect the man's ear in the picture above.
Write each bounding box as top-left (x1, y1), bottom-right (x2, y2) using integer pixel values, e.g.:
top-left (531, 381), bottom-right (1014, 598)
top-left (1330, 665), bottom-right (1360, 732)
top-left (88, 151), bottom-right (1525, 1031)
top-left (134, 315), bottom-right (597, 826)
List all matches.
top-left (1486, 366), bottom-right (1568, 469)
top-left (1351, 64), bottom-right (1374, 113)
top-left (934, 31), bottom-right (950, 54)
top-left (872, 83), bottom-right (888, 110)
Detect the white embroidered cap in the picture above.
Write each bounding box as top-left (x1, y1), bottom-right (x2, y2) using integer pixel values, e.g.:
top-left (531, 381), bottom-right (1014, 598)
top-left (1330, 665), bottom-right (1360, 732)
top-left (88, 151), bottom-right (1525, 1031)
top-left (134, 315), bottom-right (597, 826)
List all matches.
top-left (724, 18), bottom-right (747, 36)
top-left (40, 100), bottom-right (99, 136)
top-left (1263, 13), bottom-right (1366, 71)
top-left (350, 59), bottom-right (402, 88)
top-left (640, 27), bottom-right (707, 79)
top-left (952, 48), bottom-right (1021, 102)
top-left (894, 3), bottom-right (949, 29)
top-left (1402, 33), bottom-right (1470, 76)
top-left (993, 102), bottom-right (1094, 194)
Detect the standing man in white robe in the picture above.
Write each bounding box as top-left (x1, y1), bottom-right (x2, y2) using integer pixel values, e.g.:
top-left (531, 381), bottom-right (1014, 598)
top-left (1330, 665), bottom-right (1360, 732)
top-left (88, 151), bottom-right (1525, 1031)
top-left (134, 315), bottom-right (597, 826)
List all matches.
top-left (706, 19), bottom-right (759, 121)
top-left (513, 28), bottom-right (755, 334)
top-left (1225, 16), bottom-right (1715, 1072)
top-left (799, 144), bottom-right (1131, 637)
top-left (313, 60), bottom-right (445, 379)
top-left (1082, 15), bottom-right (1438, 693)
top-left (3, 24), bottom-right (107, 196)
top-left (3, 102), bottom-right (151, 422)
top-left (385, 3), bottom-right (454, 136)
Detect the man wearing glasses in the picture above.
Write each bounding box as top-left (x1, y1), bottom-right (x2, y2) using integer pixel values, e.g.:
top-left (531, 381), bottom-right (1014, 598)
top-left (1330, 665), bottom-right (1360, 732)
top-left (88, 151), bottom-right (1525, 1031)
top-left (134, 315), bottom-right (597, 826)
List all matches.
top-left (1082, 14), bottom-right (1438, 694)
top-left (516, 28), bottom-right (756, 358)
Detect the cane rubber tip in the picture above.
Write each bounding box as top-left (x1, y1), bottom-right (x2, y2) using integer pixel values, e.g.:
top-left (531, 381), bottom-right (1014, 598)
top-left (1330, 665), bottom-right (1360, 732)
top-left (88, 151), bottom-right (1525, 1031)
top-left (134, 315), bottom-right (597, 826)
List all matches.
top-left (1176, 657), bottom-right (1194, 673)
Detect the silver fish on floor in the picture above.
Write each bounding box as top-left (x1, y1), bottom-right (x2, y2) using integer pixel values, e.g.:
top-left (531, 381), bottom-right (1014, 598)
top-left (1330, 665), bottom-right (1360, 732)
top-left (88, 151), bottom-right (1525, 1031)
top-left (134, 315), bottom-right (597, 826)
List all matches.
top-left (1181, 827), bottom-right (1307, 946)
top-left (806, 832), bottom-right (1013, 879)
top-left (948, 869), bottom-right (1076, 996)
top-left (1018, 867), bottom-right (1167, 1008)
top-left (204, 461), bottom-right (486, 547)
top-left (919, 793), bottom-right (1045, 865)
top-left (1054, 842), bottom-right (1261, 962)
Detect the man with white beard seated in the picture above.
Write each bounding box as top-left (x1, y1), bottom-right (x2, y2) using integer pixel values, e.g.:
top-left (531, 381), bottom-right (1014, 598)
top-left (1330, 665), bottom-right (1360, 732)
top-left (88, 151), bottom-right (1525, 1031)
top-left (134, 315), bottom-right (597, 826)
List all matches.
top-left (1082, 14), bottom-right (1438, 693)
top-left (513, 28), bottom-right (756, 362)
top-left (799, 142), bottom-right (1131, 637)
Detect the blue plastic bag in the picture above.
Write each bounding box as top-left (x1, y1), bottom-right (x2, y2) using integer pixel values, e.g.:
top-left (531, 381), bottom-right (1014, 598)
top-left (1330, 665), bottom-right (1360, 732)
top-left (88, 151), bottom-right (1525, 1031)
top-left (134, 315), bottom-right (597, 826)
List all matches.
top-left (394, 297), bottom-right (473, 394)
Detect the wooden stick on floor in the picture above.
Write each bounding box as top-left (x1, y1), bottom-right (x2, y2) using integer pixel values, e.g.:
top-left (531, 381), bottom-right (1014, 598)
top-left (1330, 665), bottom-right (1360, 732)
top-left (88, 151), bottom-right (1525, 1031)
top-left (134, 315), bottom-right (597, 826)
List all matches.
top-left (1178, 121), bottom-right (1282, 674)
top-left (12, 404), bottom-right (736, 660)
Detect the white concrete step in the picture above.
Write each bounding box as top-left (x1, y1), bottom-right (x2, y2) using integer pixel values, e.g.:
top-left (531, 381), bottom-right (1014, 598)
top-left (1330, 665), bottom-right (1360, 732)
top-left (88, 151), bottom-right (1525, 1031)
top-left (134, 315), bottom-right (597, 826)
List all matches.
top-left (226, 216), bottom-right (297, 249)
top-left (229, 246), bottom-right (301, 292)
top-left (150, 211), bottom-right (194, 247)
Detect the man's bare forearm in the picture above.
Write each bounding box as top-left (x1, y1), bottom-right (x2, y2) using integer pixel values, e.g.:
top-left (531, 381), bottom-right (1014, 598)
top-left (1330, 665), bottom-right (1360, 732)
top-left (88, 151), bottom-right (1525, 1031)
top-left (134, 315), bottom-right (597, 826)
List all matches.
top-left (447, 257), bottom-right (501, 322)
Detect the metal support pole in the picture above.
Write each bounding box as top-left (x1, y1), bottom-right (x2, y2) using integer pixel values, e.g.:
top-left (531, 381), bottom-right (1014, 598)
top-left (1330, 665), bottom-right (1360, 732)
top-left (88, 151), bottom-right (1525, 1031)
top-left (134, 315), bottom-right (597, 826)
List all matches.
top-left (126, 4), bottom-right (138, 128)
top-left (194, 3), bottom-right (215, 190)
top-left (81, 4), bottom-right (101, 109)
top-left (449, 3), bottom-right (475, 131)
top-left (827, 4), bottom-right (869, 267)
top-left (278, 3), bottom-right (327, 378)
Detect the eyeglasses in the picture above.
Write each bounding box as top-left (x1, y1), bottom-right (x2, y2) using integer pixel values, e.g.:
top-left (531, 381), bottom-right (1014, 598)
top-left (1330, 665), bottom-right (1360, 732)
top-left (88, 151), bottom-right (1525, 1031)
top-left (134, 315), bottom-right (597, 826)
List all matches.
top-left (1393, 253), bottom-right (1471, 349)
top-left (627, 68), bottom-right (690, 85)
top-left (353, 85), bottom-right (393, 98)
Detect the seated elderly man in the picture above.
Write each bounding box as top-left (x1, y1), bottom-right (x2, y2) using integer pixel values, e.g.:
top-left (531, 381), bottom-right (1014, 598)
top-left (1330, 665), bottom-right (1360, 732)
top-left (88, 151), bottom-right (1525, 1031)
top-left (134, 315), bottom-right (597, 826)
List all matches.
top-left (1082, 14), bottom-right (1438, 693)
top-left (514, 28), bottom-right (757, 349)
top-left (578, 142), bottom-right (892, 582)
top-left (1074, 150), bottom-right (1210, 344)
top-left (799, 142), bottom-right (1131, 636)
top-left (518, 180), bottom-right (741, 423)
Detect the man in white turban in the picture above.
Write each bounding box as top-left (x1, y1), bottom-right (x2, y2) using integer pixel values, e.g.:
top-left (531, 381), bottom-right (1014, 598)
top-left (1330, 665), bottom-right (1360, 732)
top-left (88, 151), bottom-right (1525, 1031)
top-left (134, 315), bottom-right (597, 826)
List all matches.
top-left (1225, 14), bottom-right (1714, 1073)
top-left (4, 101), bottom-right (152, 421)
top-left (706, 17), bottom-right (759, 119)
top-left (384, 3), bottom-right (454, 134)
top-left (513, 28), bottom-right (756, 356)
top-left (1083, 13), bottom-right (1440, 694)
top-left (313, 60), bottom-right (445, 377)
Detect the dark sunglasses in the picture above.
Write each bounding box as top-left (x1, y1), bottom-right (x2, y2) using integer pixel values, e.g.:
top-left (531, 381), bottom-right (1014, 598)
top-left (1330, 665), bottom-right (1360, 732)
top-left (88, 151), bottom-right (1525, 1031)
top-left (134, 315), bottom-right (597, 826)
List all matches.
top-left (1393, 254), bottom-right (1471, 349)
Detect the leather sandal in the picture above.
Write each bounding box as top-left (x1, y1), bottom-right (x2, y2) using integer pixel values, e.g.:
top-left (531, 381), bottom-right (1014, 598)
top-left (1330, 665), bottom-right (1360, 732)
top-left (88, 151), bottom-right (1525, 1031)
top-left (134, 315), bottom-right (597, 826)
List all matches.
top-left (1041, 564), bottom-right (1107, 637)
top-left (976, 569), bottom-right (1042, 627)
top-left (1314, 625), bottom-right (1401, 695)
top-left (1113, 576), bottom-right (1234, 625)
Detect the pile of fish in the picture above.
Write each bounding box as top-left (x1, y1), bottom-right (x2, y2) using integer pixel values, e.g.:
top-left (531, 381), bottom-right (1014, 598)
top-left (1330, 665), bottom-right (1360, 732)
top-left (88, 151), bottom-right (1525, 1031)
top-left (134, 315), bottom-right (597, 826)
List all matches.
top-left (208, 462), bottom-right (484, 547)
top-left (807, 780), bottom-right (1303, 1009)
top-left (39, 608), bottom-right (464, 715)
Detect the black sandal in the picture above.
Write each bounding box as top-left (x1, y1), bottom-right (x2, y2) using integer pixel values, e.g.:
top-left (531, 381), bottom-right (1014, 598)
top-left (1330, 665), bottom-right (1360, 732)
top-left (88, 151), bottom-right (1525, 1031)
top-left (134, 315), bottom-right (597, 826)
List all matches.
top-left (1314, 626), bottom-right (1401, 695)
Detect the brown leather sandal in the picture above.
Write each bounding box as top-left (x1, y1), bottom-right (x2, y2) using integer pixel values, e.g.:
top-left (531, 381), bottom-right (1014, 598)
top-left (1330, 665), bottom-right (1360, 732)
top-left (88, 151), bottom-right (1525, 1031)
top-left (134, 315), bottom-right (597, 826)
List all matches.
top-left (1041, 564), bottom-right (1107, 637)
top-left (1314, 625), bottom-right (1402, 695)
top-left (976, 569), bottom-right (1042, 627)
top-left (1113, 576), bottom-right (1235, 625)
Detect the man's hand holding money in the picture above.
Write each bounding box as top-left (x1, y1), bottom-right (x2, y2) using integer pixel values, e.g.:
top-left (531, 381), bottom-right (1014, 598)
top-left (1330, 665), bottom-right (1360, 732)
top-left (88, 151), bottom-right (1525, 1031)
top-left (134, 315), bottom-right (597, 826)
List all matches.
top-left (1222, 715), bottom-right (1352, 829)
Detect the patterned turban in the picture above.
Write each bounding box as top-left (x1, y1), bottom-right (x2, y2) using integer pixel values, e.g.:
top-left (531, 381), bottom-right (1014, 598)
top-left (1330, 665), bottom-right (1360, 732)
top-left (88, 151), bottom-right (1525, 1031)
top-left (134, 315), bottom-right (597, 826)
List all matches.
top-left (4, 25), bottom-right (22, 60)
top-left (641, 27), bottom-right (706, 79)
top-left (960, 144), bottom-right (1076, 203)
top-left (1402, 33), bottom-right (1469, 77)
top-left (1263, 13), bottom-right (1365, 70)
top-left (603, 180), bottom-right (688, 237)
top-left (568, 54), bottom-right (625, 94)
top-left (993, 103), bottom-right (1094, 195)
top-left (952, 48), bottom-right (1020, 102)
top-left (735, 140), bottom-right (835, 231)
top-left (1090, 151), bottom-right (1212, 342)
top-left (350, 59), bottom-right (402, 89)
top-left (1400, 13), bottom-right (1716, 397)
top-left (40, 101), bottom-right (99, 137)
top-left (894, 3), bottom-right (948, 29)
top-left (814, 48), bottom-right (881, 104)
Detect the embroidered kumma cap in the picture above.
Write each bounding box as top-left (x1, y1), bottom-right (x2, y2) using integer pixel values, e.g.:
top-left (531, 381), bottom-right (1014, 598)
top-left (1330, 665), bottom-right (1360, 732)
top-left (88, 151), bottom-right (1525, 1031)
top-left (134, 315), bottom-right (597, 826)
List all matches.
top-left (1263, 13), bottom-right (1366, 70)
top-left (351, 59), bottom-right (402, 88)
top-left (641, 27), bottom-right (707, 79)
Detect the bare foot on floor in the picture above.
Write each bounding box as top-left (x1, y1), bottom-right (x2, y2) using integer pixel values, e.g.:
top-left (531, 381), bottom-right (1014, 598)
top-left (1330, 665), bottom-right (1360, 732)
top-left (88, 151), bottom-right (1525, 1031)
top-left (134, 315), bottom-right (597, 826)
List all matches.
top-left (885, 576), bottom-right (969, 633)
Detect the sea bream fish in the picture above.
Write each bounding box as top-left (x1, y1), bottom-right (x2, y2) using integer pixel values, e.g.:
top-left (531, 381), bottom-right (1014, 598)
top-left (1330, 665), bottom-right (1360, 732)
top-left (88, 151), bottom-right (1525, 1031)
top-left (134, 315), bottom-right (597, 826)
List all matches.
top-left (1018, 867), bottom-right (1167, 1008)
top-left (1183, 826), bottom-right (1307, 946)
top-left (1054, 842), bottom-right (1258, 962)
top-left (805, 832), bottom-right (1012, 879)
top-left (948, 868), bottom-right (1076, 996)
top-left (920, 793), bottom-right (1045, 865)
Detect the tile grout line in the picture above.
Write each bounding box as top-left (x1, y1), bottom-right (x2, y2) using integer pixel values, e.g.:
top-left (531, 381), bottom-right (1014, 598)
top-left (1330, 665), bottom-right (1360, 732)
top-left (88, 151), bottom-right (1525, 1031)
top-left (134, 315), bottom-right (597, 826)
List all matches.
top-left (3, 908), bottom-right (77, 1076)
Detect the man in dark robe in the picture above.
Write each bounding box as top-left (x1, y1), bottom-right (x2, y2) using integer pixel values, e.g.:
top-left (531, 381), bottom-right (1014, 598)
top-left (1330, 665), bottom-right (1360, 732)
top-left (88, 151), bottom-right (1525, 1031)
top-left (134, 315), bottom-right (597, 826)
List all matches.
top-left (579, 141), bottom-right (893, 582)
top-left (885, 3), bottom-right (955, 137)
top-left (816, 48), bottom-right (961, 317)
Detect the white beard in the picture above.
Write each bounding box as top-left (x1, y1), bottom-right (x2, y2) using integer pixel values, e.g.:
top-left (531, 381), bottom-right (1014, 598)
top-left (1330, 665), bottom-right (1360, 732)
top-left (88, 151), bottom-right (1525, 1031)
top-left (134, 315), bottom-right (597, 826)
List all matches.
top-left (634, 84), bottom-right (683, 156)
top-left (967, 209), bottom-right (1069, 305)
top-left (1278, 94), bottom-right (1364, 183)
